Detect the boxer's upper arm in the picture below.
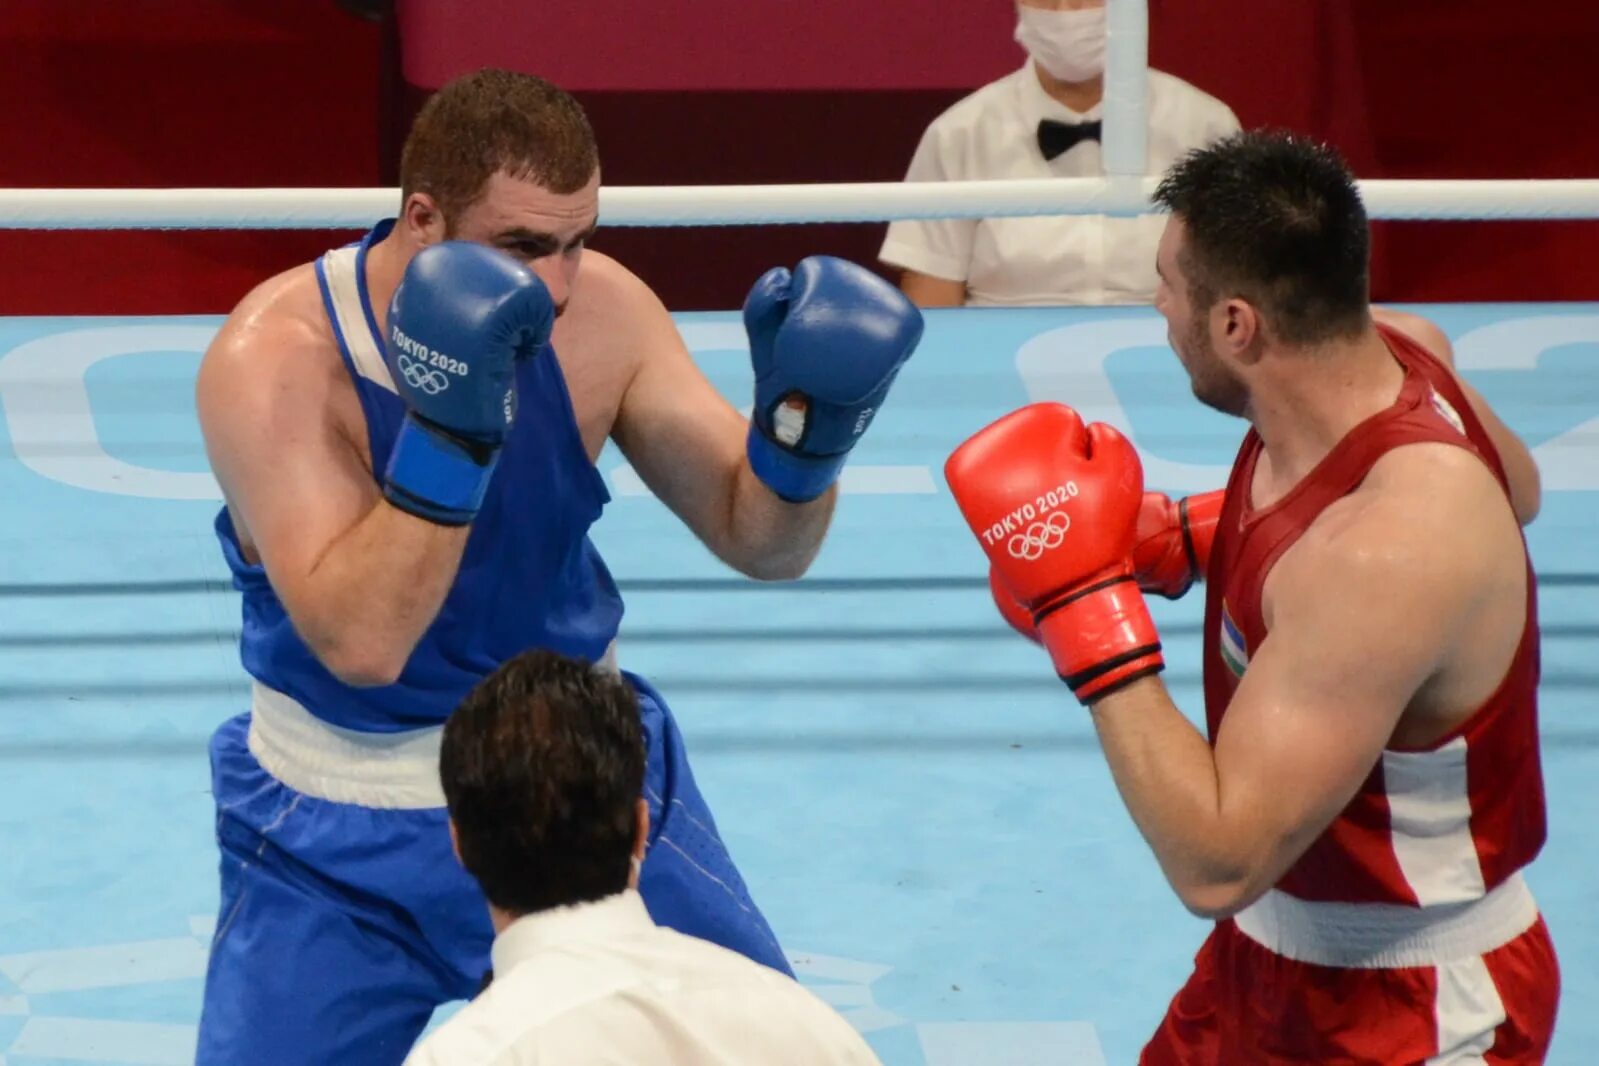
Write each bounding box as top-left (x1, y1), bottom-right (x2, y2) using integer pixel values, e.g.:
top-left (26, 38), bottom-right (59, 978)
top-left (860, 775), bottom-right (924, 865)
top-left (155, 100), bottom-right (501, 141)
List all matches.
top-left (1373, 307), bottom-right (1542, 524)
top-left (1204, 467), bottom-right (1488, 912)
top-left (607, 271), bottom-right (749, 558)
top-left (196, 315), bottom-right (379, 609)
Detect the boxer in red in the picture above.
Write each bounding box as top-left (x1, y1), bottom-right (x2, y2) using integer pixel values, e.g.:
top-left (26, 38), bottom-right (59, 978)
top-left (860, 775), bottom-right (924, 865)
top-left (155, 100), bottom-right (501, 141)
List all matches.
top-left (949, 130), bottom-right (1556, 1063)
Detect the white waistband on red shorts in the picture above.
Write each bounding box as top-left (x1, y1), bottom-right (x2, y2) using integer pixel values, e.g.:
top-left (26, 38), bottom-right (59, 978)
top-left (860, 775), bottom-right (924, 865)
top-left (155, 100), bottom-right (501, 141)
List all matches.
top-left (1231, 872), bottom-right (1539, 969)
top-left (246, 641), bottom-right (619, 811)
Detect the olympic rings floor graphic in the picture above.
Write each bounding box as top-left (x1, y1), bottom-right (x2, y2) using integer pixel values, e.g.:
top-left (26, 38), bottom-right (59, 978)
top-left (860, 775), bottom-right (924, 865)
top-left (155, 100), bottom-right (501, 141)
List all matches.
top-left (0, 304), bottom-right (1595, 1064)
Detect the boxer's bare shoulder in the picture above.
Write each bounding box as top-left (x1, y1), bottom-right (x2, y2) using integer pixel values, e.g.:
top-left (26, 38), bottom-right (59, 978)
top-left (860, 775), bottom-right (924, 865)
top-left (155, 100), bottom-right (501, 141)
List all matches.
top-left (196, 262), bottom-right (375, 561)
top-left (205, 264), bottom-right (338, 367)
top-left (1373, 306), bottom-right (1541, 524)
top-left (198, 263), bottom-right (359, 430)
top-left (1262, 440), bottom-right (1525, 746)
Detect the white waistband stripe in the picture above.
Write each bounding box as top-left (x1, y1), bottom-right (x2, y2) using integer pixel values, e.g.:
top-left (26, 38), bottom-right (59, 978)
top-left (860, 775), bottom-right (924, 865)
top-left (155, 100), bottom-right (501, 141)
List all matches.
top-left (247, 683), bottom-right (446, 809)
top-left (245, 642), bottom-right (620, 810)
top-left (1232, 873), bottom-right (1538, 969)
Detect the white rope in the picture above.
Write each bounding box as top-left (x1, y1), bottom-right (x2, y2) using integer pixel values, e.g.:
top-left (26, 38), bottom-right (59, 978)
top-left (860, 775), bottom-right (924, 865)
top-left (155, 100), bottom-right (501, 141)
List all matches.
top-left (2, 178), bottom-right (1598, 230)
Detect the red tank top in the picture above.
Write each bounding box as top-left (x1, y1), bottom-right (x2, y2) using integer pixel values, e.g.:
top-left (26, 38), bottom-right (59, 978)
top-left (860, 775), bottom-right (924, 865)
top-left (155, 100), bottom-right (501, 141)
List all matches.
top-left (1202, 323), bottom-right (1545, 906)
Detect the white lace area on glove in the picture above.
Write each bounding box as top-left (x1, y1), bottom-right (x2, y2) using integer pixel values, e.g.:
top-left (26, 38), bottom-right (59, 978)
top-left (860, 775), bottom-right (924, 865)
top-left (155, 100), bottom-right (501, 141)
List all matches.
top-left (773, 398), bottom-right (808, 446)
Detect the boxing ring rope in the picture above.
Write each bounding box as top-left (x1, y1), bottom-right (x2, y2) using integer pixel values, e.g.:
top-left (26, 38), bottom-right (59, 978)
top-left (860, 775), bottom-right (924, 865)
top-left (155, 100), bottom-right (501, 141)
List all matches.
top-left (2, 178), bottom-right (1599, 229)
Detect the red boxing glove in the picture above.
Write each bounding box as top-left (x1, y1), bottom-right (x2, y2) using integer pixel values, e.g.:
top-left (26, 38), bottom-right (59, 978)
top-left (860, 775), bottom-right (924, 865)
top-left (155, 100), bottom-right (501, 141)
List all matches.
top-left (1132, 489), bottom-right (1224, 600)
top-left (945, 403), bottom-right (1163, 704)
top-left (989, 565), bottom-right (1040, 644)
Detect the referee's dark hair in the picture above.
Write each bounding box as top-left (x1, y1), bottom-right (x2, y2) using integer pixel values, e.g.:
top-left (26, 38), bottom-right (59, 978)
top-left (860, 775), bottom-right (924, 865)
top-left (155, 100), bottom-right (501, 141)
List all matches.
top-left (441, 649), bottom-right (645, 915)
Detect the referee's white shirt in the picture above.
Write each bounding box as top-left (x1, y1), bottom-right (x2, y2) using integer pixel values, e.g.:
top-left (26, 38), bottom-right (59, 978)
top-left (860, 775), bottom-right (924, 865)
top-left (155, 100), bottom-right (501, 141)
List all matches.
top-left (403, 890), bottom-right (881, 1065)
top-left (880, 61), bottom-right (1239, 306)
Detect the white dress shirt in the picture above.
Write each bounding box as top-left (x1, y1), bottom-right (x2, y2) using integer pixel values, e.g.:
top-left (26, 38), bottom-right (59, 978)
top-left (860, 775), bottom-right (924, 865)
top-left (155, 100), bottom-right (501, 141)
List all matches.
top-left (879, 62), bottom-right (1240, 306)
top-left (404, 890), bottom-right (881, 1065)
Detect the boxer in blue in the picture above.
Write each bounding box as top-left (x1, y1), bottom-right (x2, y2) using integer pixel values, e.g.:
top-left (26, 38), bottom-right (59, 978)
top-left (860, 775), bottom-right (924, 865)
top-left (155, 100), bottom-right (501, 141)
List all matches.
top-left (192, 69), bottom-right (922, 1065)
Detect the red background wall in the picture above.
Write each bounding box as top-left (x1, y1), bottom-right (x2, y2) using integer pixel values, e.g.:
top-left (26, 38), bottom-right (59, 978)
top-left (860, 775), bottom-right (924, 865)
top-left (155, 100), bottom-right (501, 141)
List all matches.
top-left (1149, 0), bottom-right (1599, 305)
top-left (2, 0), bottom-right (1595, 315)
top-left (0, 1), bottom-right (382, 315)
top-left (394, 0), bottom-right (1022, 91)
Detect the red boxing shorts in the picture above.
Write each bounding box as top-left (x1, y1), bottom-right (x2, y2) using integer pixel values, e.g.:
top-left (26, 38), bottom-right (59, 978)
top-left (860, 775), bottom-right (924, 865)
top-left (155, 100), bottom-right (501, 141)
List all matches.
top-left (1140, 873), bottom-right (1559, 1064)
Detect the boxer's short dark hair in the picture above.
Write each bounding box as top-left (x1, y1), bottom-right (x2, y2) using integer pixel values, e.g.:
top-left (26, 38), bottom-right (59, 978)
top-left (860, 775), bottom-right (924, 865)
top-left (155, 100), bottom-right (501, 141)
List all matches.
top-left (441, 649), bottom-right (644, 916)
top-left (1154, 130), bottom-right (1370, 347)
top-left (400, 68), bottom-right (598, 222)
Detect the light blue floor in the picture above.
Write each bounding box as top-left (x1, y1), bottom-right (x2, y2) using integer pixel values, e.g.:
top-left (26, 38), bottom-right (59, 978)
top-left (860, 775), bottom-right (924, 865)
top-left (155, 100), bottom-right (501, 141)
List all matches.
top-left (0, 304), bottom-right (1594, 1065)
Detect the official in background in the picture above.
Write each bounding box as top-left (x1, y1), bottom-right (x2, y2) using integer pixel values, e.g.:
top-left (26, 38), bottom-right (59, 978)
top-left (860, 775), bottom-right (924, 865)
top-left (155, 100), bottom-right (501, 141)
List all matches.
top-left (881, 0), bottom-right (1238, 307)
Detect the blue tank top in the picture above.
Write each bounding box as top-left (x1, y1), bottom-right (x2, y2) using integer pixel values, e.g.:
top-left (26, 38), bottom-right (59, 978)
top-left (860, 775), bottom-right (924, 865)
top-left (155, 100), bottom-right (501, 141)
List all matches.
top-left (215, 220), bottom-right (624, 732)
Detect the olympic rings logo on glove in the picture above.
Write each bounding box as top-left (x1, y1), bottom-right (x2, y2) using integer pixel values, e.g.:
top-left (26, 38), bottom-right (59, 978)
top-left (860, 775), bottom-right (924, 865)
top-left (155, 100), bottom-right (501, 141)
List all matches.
top-left (396, 353), bottom-right (450, 396)
top-left (1007, 510), bottom-right (1071, 560)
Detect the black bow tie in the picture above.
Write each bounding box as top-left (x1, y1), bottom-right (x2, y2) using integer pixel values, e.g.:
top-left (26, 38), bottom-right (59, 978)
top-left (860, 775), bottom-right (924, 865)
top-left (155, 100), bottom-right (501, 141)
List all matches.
top-left (1037, 118), bottom-right (1102, 161)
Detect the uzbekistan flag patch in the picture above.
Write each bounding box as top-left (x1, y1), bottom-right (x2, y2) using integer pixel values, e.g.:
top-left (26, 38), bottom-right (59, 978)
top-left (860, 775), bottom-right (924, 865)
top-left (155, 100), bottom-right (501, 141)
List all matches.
top-left (1220, 601), bottom-right (1249, 678)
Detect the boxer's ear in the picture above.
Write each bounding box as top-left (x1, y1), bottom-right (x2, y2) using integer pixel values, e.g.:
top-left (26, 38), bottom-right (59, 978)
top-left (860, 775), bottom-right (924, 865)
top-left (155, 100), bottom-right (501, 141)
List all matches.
top-left (401, 191), bottom-right (448, 248)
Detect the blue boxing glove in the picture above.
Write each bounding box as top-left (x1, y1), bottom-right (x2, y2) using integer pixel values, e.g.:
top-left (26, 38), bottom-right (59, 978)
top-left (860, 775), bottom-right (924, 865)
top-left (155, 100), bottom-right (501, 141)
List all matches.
top-left (382, 242), bottom-right (554, 525)
top-left (744, 256), bottom-right (924, 502)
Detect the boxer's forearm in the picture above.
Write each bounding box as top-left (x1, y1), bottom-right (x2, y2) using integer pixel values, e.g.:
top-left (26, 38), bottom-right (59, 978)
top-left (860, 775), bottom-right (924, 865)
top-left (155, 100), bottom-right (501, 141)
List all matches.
top-left (719, 459), bottom-right (836, 581)
top-left (1087, 677), bottom-right (1256, 918)
top-left (287, 501), bottom-right (469, 686)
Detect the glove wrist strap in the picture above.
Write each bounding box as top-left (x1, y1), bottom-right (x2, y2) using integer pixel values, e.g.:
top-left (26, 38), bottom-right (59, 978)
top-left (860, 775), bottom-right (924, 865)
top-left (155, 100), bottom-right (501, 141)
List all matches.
top-left (746, 424), bottom-right (844, 503)
top-left (383, 414), bottom-right (501, 527)
top-left (1035, 575), bottom-right (1164, 705)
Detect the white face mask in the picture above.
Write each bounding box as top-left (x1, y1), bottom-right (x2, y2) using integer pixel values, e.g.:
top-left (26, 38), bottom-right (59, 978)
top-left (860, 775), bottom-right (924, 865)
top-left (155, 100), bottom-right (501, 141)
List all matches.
top-left (1014, 5), bottom-right (1107, 84)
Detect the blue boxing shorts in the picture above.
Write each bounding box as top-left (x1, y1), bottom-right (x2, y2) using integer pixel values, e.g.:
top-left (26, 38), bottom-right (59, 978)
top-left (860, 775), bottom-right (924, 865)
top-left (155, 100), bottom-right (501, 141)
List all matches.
top-left (196, 670), bottom-right (787, 1066)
